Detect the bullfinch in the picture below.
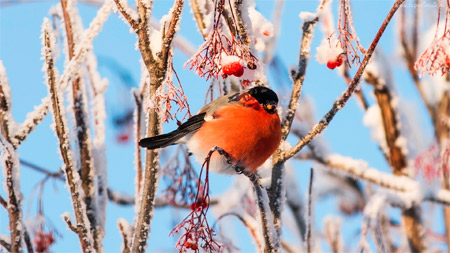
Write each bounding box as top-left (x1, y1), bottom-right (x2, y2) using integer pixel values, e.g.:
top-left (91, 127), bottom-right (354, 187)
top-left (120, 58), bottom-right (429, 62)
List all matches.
top-left (139, 86), bottom-right (282, 174)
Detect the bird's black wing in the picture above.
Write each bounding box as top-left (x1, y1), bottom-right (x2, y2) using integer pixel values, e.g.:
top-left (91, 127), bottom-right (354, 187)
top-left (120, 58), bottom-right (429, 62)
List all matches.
top-left (138, 112), bottom-right (207, 149)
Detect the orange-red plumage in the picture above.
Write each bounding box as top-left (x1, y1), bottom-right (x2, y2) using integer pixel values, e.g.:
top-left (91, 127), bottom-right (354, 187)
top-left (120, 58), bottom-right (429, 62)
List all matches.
top-left (140, 86), bottom-right (281, 174)
top-left (191, 99), bottom-right (281, 173)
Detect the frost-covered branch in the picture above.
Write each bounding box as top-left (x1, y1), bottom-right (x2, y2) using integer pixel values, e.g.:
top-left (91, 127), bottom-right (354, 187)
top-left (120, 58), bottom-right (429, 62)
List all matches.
top-left (233, 0), bottom-right (250, 45)
top-left (305, 169), bottom-right (314, 253)
top-left (268, 3), bottom-right (320, 241)
top-left (160, 0), bottom-right (184, 68)
top-left (189, 0), bottom-right (208, 38)
top-left (60, 0), bottom-right (100, 249)
top-left (118, 219), bottom-right (131, 253)
top-left (0, 62), bottom-right (15, 143)
top-left (13, 97), bottom-right (50, 147)
top-left (42, 19), bottom-right (94, 252)
top-left (364, 51), bottom-right (425, 252)
top-left (0, 136), bottom-right (23, 252)
top-left (0, 236), bottom-right (10, 252)
top-left (247, 173), bottom-right (280, 252)
top-left (113, 0), bottom-right (138, 30)
top-left (274, 0), bottom-right (406, 165)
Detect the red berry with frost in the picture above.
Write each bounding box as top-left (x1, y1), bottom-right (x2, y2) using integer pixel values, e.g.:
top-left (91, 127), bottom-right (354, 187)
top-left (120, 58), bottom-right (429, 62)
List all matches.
top-left (262, 30), bottom-right (270, 36)
top-left (222, 61), bottom-right (244, 77)
top-left (327, 60), bottom-right (337, 69)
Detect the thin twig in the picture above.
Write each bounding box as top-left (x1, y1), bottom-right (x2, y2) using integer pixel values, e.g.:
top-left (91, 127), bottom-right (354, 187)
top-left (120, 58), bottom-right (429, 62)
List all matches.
top-left (189, 0), bottom-right (208, 38)
top-left (306, 168), bottom-right (313, 253)
top-left (0, 195), bottom-right (6, 209)
top-left (63, 216), bottom-right (78, 233)
top-left (118, 221), bottom-right (131, 253)
top-left (160, 0), bottom-right (184, 69)
top-left (23, 227), bottom-right (34, 253)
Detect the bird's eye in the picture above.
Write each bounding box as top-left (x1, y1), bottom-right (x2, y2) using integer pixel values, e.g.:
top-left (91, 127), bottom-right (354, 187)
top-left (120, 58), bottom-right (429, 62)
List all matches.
top-left (264, 103), bottom-right (277, 113)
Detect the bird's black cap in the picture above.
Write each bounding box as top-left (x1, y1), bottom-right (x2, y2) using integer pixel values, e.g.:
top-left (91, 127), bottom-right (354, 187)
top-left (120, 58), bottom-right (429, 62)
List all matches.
top-left (248, 86), bottom-right (278, 105)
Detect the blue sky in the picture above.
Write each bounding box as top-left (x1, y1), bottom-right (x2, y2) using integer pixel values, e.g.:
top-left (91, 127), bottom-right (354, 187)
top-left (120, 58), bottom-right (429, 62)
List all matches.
top-left (0, 0), bottom-right (440, 251)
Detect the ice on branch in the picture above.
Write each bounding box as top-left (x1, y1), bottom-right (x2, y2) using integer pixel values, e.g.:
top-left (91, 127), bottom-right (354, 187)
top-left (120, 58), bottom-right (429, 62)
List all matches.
top-left (248, 6), bottom-right (274, 52)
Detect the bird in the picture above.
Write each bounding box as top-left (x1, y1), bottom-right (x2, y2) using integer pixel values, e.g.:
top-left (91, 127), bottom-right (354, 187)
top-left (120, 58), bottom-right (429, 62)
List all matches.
top-left (139, 86), bottom-right (282, 175)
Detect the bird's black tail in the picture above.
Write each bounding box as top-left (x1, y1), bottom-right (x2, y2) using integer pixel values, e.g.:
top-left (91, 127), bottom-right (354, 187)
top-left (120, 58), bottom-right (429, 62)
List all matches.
top-left (139, 112), bottom-right (206, 150)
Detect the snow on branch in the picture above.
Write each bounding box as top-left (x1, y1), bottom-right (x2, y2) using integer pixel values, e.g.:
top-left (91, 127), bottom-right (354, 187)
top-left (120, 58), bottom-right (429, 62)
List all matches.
top-left (13, 97), bottom-right (50, 147)
top-left (0, 135), bottom-right (24, 252)
top-left (58, 0), bottom-right (113, 91)
top-left (0, 61), bottom-right (15, 143)
top-left (42, 18), bottom-right (94, 252)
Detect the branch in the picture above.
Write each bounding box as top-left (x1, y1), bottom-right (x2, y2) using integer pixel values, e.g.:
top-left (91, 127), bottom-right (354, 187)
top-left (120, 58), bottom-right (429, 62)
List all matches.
top-left (0, 236), bottom-right (10, 252)
top-left (113, 0), bottom-right (138, 30)
top-left (247, 173), bottom-right (279, 252)
top-left (160, 0), bottom-right (184, 68)
top-left (0, 136), bottom-right (23, 252)
top-left (298, 153), bottom-right (450, 207)
top-left (63, 215), bottom-right (79, 233)
top-left (0, 61), bottom-right (14, 143)
top-left (13, 97), bottom-right (50, 147)
top-left (132, 89), bottom-right (144, 197)
top-left (118, 219), bottom-right (131, 253)
top-left (0, 195), bottom-right (6, 209)
top-left (189, 0), bottom-right (208, 38)
top-left (232, 0), bottom-right (249, 45)
top-left (42, 19), bottom-right (93, 252)
top-left (268, 7), bottom-right (319, 240)
top-left (306, 169), bottom-right (313, 253)
top-left (61, 0), bottom-right (100, 249)
top-left (275, 0), bottom-right (406, 164)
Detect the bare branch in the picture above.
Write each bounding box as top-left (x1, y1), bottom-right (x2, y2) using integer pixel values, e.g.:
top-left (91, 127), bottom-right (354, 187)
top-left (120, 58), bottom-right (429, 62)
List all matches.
top-left (0, 62), bottom-right (15, 143)
top-left (23, 227), bottom-right (34, 253)
top-left (0, 195), bottom-right (6, 209)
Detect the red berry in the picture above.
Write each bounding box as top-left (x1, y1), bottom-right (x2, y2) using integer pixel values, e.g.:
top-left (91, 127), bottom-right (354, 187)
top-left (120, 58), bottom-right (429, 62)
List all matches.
top-left (327, 60), bottom-right (337, 69)
top-left (262, 30), bottom-right (270, 36)
top-left (446, 56), bottom-right (450, 66)
top-left (233, 65), bottom-right (244, 77)
top-left (222, 65), bottom-right (233, 75)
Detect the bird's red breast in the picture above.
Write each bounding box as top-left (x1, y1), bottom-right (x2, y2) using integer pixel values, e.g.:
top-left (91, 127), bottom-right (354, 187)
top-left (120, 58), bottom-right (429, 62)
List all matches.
top-left (187, 94), bottom-right (281, 174)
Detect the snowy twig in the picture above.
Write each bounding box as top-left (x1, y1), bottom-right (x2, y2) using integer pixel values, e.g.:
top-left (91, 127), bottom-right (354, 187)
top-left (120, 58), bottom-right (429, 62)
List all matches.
top-left (323, 217), bottom-right (343, 253)
top-left (247, 173), bottom-right (280, 252)
top-left (268, 5), bottom-right (319, 242)
top-left (160, 0), bottom-right (184, 73)
top-left (118, 219), bottom-right (131, 253)
top-left (306, 168), bottom-right (313, 253)
top-left (0, 136), bottom-right (23, 252)
top-left (60, 0), bottom-right (100, 249)
top-left (274, 0), bottom-right (406, 165)
top-left (113, 0), bottom-right (138, 30)
top-left (189, 0), bottom-right (208, 38)
top-left (63, 215), bottom-right (78, 233)
top-left (280, 15), bottom-right (318, 141)
top-left (0, 62), bottom-right (14, 143)
top-left (132, 90), bottom-right (144, 195)
top-left (233, 0), bottom-right (249, 45)
top-left (0, 236), bottom-right (10, 252)
top-left (42, 20), bottom-right (94, 252)
top-left (13, 97), bottom-right (50, 147)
